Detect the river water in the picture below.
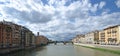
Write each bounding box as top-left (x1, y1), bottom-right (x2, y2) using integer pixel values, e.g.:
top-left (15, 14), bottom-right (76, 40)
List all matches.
top-left (1, 43), bottom-right (120, 56)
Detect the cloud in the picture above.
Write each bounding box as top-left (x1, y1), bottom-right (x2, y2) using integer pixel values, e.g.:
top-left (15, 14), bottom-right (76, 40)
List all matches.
top-left (99, 1), bottom-right (106, 9)
top-left (0, 0), bottom-right (120, 41)
top-left (116, 0), bottom-right (120, 8)
top-left (3, 7), bottom-right (52, 24)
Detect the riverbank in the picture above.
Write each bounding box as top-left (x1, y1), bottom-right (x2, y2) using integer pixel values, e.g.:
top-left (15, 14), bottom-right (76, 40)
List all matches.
top-left (0, 44), bottom-right (48, 54)
top-left (74, 43), bottom-right (120, 55)
top-left (0, 47), bottom-right (23, 54)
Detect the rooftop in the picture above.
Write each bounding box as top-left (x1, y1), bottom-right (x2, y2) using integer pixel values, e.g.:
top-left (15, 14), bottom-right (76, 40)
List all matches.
top-left (104, 25), bottom-right (120, 30)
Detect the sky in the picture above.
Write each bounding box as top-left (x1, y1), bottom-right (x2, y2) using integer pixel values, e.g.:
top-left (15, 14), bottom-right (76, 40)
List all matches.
top-left (0, 0), bottom-right (120, 41)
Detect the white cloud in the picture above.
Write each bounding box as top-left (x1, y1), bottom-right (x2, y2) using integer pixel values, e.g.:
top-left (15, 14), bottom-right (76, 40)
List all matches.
top-left (116, 0), bottom-right (120, 8)
top-left (91, 3), bottom-right (98, 12)
top-left (99, 1), bottom-right (106, 9)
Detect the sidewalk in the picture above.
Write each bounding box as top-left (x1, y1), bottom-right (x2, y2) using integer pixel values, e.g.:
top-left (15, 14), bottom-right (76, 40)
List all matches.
top-left (74, 43), bottom-right (120, 51)
top-left (74, 43), bottom-right (95, 47)
top-left (95, 44), bottom-right (120, 51)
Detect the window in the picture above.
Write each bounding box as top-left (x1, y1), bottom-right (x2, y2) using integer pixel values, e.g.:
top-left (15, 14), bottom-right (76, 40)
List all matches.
top-left (7, 34), bottom-right (10, 36)
top-left (6, 37), bottom-right (10, 39)
top-left (112, 31), bottom-right (117, 33)
top-left (6, 27), bottom-right (12, 32)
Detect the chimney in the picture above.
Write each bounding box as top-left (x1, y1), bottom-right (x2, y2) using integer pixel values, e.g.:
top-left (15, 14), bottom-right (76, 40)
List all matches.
top-left (37, 32), bottom-right (39, 36)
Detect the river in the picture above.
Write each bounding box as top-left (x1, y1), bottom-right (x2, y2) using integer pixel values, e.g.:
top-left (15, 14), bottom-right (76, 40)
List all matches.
top-left (1, 43), bottom-right (120, 56)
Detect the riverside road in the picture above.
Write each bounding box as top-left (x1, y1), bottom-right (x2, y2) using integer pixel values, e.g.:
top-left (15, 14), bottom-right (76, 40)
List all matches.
top-left (1, 43), bottom-right (120, 56)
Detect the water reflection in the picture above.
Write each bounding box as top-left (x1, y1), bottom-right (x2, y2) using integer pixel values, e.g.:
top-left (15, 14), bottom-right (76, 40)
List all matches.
top-left (0, 43), bottom-right (120, 56)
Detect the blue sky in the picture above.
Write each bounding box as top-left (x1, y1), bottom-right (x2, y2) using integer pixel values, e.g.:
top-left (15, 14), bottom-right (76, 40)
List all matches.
top-left (0, 0), bottom-right (120, 41)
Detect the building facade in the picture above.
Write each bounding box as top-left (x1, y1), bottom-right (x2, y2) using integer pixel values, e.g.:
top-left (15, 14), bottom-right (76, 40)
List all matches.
top-left (99, 30), bottom-right (106, 44)
top-left (12, 24), bottom-right (21, 47)
top-left (72, 34), bottom-right (86, 43)
top-left (72, 25), bottom-right (120, 45)
top-left (36, 32), bottom-right (48, 46)
top-left (0, 22), bottom-right (3, 48)
top-left (85, 31), bottom-right (99, 44)
top-left (77, 34), bottom-right (85, 43)
top-left (72, 36), bottom-right (80, 43)
top-left (94, 31), bottom-right (99, 44)
top-left (99, 25), bottom-right (120, 45)
top-left (0, 22), bottom-right (12, 48)
top-left (85, 32), bottom-right (94, 44)
top-left (104, 25), bottom-right (120, 45)
top-left (0, 21), bottom-right (37, 48)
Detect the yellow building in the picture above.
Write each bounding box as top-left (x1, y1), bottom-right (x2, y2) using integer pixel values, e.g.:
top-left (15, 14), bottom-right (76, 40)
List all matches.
top-left (104, 25), bottom-right (120, 45)
top-left (99, 30), bottom-right (106, 44)
top-left (99, 25), bottom-right (120, 45)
